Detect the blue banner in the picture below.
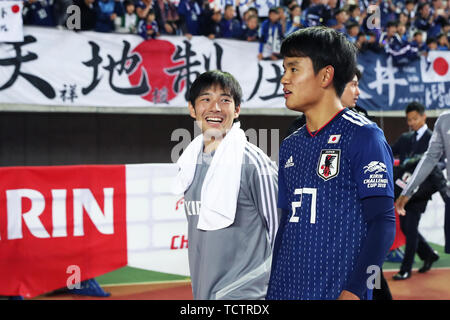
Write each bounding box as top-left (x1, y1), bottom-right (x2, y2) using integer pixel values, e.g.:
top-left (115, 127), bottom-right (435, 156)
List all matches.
top-left (357, 50), bottom-right (450, 111)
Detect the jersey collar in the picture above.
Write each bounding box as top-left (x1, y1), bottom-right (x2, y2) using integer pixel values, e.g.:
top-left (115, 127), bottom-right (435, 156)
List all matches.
top-left (306, 108), bottom-right (347, 138)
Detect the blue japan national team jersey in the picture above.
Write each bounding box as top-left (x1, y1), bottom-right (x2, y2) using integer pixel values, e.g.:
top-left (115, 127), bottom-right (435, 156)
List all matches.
top-left (267, 108), bottom-right (394, 300)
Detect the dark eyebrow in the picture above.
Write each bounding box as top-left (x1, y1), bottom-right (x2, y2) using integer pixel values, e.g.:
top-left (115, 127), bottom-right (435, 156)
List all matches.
top-left (284, 61), bottom-right (300, 68)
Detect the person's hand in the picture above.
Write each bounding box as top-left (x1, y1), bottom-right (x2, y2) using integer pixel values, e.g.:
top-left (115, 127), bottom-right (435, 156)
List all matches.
top-left (337, 290), bottom-right (360, 300)
top-left (395, 195), bottom-right (410, 216)
top-left (110, 13), bottom-right (117, 20)
top-left (257, 53), bottom-right (263, 60)
top-left (185, 33), bottom-right (193, 40)
top-left (208, 34), bottom-right (215, 40)
top-left (165, 23), bottom-right (173, 34)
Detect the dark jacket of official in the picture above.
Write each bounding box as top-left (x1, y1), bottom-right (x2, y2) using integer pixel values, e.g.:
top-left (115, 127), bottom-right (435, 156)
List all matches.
top-left (391, 129), bottom-right (447, 209)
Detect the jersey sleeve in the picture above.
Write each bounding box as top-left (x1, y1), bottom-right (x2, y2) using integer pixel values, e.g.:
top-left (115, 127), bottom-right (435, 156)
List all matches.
top-left (350, 125), bottom-right (395, 199)
top-left (277, 156), bottom-right (290, 211)
top-left (246, 150), bottom-right (281, 248)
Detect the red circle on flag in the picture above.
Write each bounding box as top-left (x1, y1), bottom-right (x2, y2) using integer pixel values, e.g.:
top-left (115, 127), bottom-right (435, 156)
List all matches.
top-left (433, 57), bottom-right (449, 76)
top-left (332, 137), bottom-right (336, 141)
top-left (11, 4), bottom-right (20, 13)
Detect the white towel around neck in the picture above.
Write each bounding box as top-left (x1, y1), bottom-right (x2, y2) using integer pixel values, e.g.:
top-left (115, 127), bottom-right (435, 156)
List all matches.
top-left (173, 122), bottom-right (246, 230)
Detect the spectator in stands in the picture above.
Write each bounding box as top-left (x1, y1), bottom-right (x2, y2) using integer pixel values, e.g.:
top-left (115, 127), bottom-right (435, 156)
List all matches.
top-left (359, 30), bottom-right (383, 53)
top-left (258, 8), bottom-right (283, 60)
top-left (203, 7), bottom-right (222, 39)
top-left (410, 30), bottom-right (427, 54)
top-left (346, 21), bottom-right (360, 43)
top-left (436, 32), bottom-right (449, 50)
top-left (381, 20), bottom-right (418, 65)
top-left (355, 31), bottom-right (367, 50)
top-left (23, 0), bottom-right (57, 26)
top-left (348, 4), bottom-right (363, 25)
top-left (431, 0), bottom-right (447, 20)
top-left (138, 9), bottom-right (160, 39)
top-left (379, 0), bottom-right (397, 29)
top-left (398, 11), bottom-right (410, 29)
top-left (326, 0), bottom-right (340, 18)
top-left (414, 2), bottom-right (434, 33)
top-left (331, 8), bottom-right (349, 34)
top-left (220, 4), bottom-right (241, 39)
top-left (277, 6), bottom-right (288, 36)
top-left (397, 23), bottom-right (409, 42)
top-left (178, 0), bottom-right (203, 39)
top-left (443, 20), bottom-right (450, 42)
top-left (239, 14), bottom-right (259, 41)
top-left (379, 20), bottom-right (400, 47)
top-left (115, 0), bottom-right (138, 34)
top-left (94, 0), bottom-right (124, 33)
top-left (403, 0), bottom-right (416, 21)
top-left (136, 0), bottom-right (152, 20)
top-left (285, 4), bottom-right (303, 36)
top-left (425, 36), bottom-right (438, 52)
top-left (72, 0), bottom-right (97, 31)
top-left (303, 0), bottom-right (332, 27)
top-left (154, 0), bottom-right (181, 35)
top-left (236, 0), bottom-right (257, 25)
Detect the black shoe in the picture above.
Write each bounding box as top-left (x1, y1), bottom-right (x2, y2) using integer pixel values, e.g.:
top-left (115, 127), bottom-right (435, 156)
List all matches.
top-left (392, 271), bottom-right (411, 280)
top-left (418, 251), bottom-right (439, 273)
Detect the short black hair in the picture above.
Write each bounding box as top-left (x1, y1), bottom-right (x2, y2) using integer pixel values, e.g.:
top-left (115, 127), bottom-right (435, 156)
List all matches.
top-left (346, 21), bottom-right (359, 30)
top-left (280, 26), bottom-right (357, 97)
top-left (348, 4), bottom-right (359, 13)
top-left (426, 36), bottom-right (437, 45)
top-left (405, 101), bottom-right (425, 115)
top-left (269, 8), bottom-right (279, 15)
top-left (418, 2), bottom-right (429, 12)
top-left (386, 20), bottom-right (398, 28)
top-left (188, 70), bottom-right (243, 108)
top-left (354, 67), bottom-right (362, 81)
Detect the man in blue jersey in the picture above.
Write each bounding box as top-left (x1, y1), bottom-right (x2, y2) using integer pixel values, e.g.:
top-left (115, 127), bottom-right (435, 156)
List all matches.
top-left (266, 27), bottom-right (396, 300)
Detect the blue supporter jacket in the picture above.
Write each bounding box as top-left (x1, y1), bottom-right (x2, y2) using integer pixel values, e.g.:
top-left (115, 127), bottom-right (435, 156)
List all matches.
top-left (23, 0), bottom-right (56, 26)
top-left (177, 0), bottom-right (203, 35)
top-left (95, 0), bottom-right (124, 33)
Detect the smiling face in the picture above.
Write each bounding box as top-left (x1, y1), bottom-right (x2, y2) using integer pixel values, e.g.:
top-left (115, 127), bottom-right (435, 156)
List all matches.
top-left (281, 56), bottom-right (325, 112)
top-left (189, 85), bottom-right (240, 145)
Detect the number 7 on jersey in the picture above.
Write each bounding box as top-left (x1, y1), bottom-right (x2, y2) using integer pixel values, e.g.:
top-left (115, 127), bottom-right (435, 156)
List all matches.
top-left (290, 188), bottom-right (317, 224)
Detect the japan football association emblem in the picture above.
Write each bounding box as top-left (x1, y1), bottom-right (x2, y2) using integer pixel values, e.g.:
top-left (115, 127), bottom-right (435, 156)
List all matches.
top-left (317, 149), bottom-right (341, 181)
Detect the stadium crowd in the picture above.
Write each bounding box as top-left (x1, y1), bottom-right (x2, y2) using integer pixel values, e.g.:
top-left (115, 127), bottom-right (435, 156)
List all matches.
top-left (21, 0), bottom-right (449, 60)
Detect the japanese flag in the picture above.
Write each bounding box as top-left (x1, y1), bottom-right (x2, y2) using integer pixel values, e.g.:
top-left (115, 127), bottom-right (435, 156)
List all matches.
top-left (421, 51), bottom-right (450, 83)
top-left (0, 1), bottom-right (23, 43)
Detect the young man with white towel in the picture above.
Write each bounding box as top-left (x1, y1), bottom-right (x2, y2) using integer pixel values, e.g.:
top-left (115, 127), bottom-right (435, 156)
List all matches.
top-left (174, 70), bottom-right (280, 300)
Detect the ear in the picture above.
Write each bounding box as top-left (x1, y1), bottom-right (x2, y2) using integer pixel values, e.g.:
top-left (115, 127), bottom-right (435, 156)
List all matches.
top-left (234, 104), bottom-right (241, 119)
top-left (320, 65), bottom-right (335, 89)
top-left (188, 102), bottom-right (197, 119)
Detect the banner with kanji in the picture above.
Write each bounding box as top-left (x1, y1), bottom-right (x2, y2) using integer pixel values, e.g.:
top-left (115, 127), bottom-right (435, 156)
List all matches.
top-left (0, 27), bottom-right (449, 111)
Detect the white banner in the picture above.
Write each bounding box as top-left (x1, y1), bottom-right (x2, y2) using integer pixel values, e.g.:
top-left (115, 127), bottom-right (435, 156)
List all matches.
top-left (0, 26), bottom-right (285, 109)
top-left (126, 163), bottom-right (189, 276)
top-left (0, 1), bottom-right (23, 42)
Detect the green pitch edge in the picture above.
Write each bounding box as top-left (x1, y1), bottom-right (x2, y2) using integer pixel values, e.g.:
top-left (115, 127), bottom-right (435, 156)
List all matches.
top-left (383, 243), bottom-right (450, 271)
top-left (97, 243), bottom-right (450, 286)
top-left (96, 266), bottom-right (189, 286)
